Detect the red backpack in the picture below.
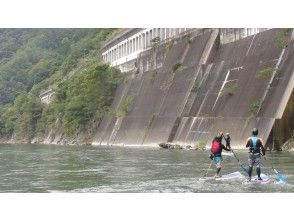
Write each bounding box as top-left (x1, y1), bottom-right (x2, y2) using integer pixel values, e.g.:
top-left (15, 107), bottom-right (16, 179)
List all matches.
top-left (211, 140), bottom-right (221, 154)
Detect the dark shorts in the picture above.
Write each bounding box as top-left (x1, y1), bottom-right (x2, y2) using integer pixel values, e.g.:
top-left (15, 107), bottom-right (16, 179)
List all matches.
top-left (248, 153), bottom-right (261, 168)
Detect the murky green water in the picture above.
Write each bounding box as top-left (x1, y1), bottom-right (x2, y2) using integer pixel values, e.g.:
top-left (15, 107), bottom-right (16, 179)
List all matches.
top-left (0, 144), bottom-right (293, 192)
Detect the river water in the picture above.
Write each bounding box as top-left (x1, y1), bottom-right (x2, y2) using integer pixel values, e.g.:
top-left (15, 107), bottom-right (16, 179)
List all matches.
top-left (0, 144), bottom-right (293, 193)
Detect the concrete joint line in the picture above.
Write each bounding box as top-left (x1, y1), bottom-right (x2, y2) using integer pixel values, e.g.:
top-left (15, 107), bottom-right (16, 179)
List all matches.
top-left (256, 48), bottom-right (286, 115)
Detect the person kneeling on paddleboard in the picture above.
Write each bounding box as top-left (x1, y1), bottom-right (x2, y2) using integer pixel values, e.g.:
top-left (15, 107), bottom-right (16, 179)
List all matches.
top-left (245, 128), bottom-right (266, 181)
top-left (210, 132), bottom-right (231, 178)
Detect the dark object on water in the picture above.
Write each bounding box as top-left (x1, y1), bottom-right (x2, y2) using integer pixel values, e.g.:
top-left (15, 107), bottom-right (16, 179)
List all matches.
top-left (159, 143), bottom-right (172, 149)
top-left (159, 143), bottom-right (189, 150)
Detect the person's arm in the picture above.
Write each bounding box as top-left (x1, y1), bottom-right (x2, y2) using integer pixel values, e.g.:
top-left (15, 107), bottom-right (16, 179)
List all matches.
top-left (226, 140), bottom-right (231, 149)
top-left (245, 138), bottom-right (250, 148)
top-left (222, 144), bottom-right (231, 151)
top-left (260, 138), bottom-right (266, 157)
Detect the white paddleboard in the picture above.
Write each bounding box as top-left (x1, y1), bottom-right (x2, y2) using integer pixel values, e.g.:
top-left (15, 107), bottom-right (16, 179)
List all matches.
top-left (199, 171), bottom-right (244, 182)
top-left (242, 173), bottom-right (276, 185)
top-left (222, 152), bottom-right (234, 157)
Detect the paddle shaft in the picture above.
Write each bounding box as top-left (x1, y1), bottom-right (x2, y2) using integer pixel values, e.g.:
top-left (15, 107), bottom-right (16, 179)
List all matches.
top-left (231, 149), bottom-right (249, 175)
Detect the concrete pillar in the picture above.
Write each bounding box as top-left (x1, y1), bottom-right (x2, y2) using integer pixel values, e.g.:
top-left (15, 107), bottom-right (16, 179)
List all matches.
top-left (139, 35), bottom-right (142, 50)
top-left (113, 48), bottom-right (116, 61)
top-left (127, 40), bottom-right (130, 55)
top-left (143, 33), bottom-right (146, 49)
top-left (118, 45), bottom-right (120, 59)
top-left (124, 43), bottom-right (126, 56)
top-left (150, 30), bottom-right (152, 43)
top-left (146, 32), bottom-right (149, 48)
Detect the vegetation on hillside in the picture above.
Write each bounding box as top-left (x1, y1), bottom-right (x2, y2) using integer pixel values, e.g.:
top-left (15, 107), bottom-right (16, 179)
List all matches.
top-left (0, 29), bottom-right (122, 140)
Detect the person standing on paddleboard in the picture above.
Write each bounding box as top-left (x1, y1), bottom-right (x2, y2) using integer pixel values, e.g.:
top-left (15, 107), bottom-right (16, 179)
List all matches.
top-left (245, 128), bottom-right (266, 181)
top-left (210, 132), bottom-right (231, 178)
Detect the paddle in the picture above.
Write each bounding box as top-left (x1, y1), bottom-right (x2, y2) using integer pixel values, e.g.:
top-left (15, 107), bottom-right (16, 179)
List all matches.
top-left (231, 149), bottom-right (249, 176)
top-left (202, 159), bottom-right (213, 178)
top-left (268, 156), bottom-right (287, 184)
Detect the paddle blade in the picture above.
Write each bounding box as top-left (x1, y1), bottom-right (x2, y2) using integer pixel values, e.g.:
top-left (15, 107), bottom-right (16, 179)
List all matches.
top-left (273, 168), bottom-right (287, 184)
top-left (277, 173), bottom-right (287, 184)
top-left (241, 165), bottom-right (249, 176)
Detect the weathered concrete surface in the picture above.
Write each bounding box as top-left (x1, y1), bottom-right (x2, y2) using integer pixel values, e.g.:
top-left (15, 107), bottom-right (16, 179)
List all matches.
top-left (93, 29), bottom-right (294, 149)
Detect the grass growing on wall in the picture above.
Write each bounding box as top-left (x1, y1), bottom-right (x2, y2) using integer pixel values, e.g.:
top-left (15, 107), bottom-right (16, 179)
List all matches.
top-left (256, 67), bottom-right (274, 79)
top-left (250, 100), bottom-right (261, 115)
top-left (220, 82), bottom-right (237, 98)
top-left (191, 82), bottom-right (201, 93)
top-left (149, 70), bottom-right (158, 84)
top-left (183, 34), bottom-right (193, 44)
top-left (276, 28), bottom-right (292, 49)
top-left (172, 61), bottom-right (182, 73)
top-left (193, 141), bottom-right (207, 150)
top-left (116, 94), bottom-right (136, 118)
top-left (165, 38), bottom-right (175, 52)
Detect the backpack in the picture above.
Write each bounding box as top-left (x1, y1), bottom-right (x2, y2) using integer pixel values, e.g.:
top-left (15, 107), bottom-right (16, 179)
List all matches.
top-left (211, 140), bottom-right (221, 154)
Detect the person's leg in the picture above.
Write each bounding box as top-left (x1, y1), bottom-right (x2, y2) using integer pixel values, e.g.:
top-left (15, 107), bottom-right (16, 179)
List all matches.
top-left (248, 155), bottom-right (254, 180)
top-left (214, 156), bottom-right (222, 177)
top-left (255, 155), bottom-right (262, 180)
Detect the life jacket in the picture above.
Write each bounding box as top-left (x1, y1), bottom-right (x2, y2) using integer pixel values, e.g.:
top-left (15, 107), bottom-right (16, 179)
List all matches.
top-left (211, 140), bottom-right (221, 154)
top-left (249, 136), bottom-right (260, 153)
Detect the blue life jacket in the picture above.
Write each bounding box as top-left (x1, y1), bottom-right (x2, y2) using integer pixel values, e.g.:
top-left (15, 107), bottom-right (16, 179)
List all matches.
top-left (249, 136), bottom-right (262, 154)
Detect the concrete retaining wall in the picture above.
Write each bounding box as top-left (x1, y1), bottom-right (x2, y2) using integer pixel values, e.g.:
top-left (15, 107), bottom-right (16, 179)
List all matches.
top-left (93, 28), bottom-right (294, 149)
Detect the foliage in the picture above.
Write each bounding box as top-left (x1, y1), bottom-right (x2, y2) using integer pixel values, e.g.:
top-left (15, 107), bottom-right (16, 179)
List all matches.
top-left (0, 28), bottom-right (120, 139)
top-left (191, 82), bottom-right (201, 93)
top-left (151, 37), bottom-right (160, 44)
top-left (250, 100), bottom-right (261, 115)
top-left (276, 38), bottom-right (287, 49)
top-left (117, 95), bottom-right (136, 117)
top-left (172, 61), bottom-right (182, 73)
top-left (220, 82), bottom-right (237, 98)
top-left (53, 64), bottom-right (121, 136)
top-left (166, 38), bottom-right (175, 51)
top-left (183, 34), bottom-right (192, 44)
top-left (280, 28), bottom-right (292, 37)
top-left (149, 70), bottom-right (158, 84)
top-left (193, 141), bottom-right (207, 150)
top-left (276, 28), bottom-right (292, 49)
top-left (0, 29), bottom-right (115, 106)
top-left (256, 67), bottom-right (274, 79)
top-left (0, 93), bottom-right (43, 139)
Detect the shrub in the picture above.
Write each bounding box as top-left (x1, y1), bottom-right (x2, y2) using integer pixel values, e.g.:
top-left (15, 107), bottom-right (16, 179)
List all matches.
top-left (250, 100), bottom-right (261, 115)
top-left (220, 82), bottom-right (237, 98)
top-left (191, 82), bottom-right (201, 93)
top-left (166, 38), bottom-right (175, 51)
top-left (117, 95), bottom-right (136, 117)
top-left (183, 34), bottom-right (192, 44)
top-left (172, 61), bottom-right (182, 73)
top-left (256, 67), bottom-right (274, 79)
top-left (280, 28), bottom-right (292, 37)
top-left (193, 141), bottom-right (207, 150)
top-left (149, 70), bottom-right (158, 84)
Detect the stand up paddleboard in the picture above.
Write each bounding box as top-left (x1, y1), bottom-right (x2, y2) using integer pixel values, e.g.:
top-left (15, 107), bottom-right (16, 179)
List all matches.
top-left (242, 173), bottom-right (276, 185)
top-left (199, 171), bottom-right (244, 182)
top-left (222, 152), bottom-right (234, 157)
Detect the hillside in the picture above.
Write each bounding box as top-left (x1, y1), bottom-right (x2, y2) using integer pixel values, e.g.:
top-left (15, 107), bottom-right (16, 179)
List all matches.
top-left (0, 29), bottom-right (122, 143)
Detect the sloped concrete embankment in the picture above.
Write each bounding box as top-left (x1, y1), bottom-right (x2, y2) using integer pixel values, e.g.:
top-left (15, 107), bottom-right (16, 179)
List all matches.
top-left (93, 29), bottom-right (294, 149)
